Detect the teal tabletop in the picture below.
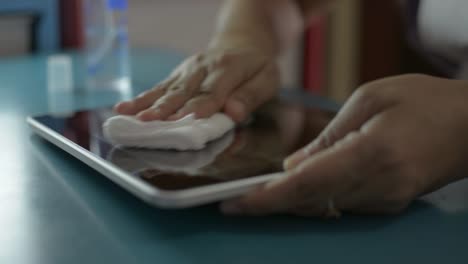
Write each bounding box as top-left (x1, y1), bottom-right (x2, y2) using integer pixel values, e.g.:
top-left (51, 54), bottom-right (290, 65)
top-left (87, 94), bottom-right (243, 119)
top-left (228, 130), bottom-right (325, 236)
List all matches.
top-left (1, 50), bottom-right (468, 264)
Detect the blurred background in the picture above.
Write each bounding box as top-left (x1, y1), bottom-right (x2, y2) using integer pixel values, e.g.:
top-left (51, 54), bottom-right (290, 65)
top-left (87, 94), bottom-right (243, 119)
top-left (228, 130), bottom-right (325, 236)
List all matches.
top-left (0, 0), bottom-right (442, 103)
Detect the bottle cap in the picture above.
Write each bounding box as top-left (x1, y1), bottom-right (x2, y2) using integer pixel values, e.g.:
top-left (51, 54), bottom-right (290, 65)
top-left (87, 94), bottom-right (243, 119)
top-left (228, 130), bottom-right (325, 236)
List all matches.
top-left (107, 0), bottom-right (128, 10)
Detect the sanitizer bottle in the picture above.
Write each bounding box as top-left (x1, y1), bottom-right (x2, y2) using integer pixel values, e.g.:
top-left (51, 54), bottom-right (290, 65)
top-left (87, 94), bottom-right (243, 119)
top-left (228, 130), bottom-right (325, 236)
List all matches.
top-left (83, 0), bottom-right (131, 94)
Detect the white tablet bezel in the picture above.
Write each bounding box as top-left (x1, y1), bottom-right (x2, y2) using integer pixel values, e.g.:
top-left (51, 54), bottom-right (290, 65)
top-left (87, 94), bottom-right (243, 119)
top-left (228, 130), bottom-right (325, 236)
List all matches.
top-left (27, 117), bottom-right (285, 208)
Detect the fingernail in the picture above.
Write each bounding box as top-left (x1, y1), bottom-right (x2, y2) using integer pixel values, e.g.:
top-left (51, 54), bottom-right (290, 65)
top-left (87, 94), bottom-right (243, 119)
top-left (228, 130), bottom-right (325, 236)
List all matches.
top-left (264, 172), bottom-right (291, 189)
top-left (283, 141), bottom-right (319, 170)
top-left (136, 112), bottom-right (147, 120)
top-left (227, 99), bottom-right (245, 121)
top-left (167, 113), bottom-right (181, 121)
top-left (283, 158), bottom-right (293, 170)
top-left (137, 110), bottom-right (158, 121)
top-left (283, 152), bottom-right (303, 170)
top-left (304, 140), bottom-right (319, 154)
top-left (230, 99), bottom-right (244, 111)
top-left (220, 201), bottom-right (243, 215)
top-left (114, 101), bottom-right (129, 111)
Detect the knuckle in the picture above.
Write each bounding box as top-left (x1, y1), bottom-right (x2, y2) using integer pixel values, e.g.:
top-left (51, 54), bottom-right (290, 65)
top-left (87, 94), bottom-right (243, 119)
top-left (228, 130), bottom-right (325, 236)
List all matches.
top-left (314, 135), bottom-right (333, 150)
top-left (193, 106), bottom-right (217, 118)
top-left (168, 84), bottom-right (191, 96)
top-left (136, 91), bottom-right (150, 99)
top-left (207, 97), bottom-right (224, 110)
top-left (352, 85), bottom-right (389, 117)
top-left (316, 126), bottom-right (344, 149)
top-left (192, 53), bottom-right (205, 63)
top-left (153, 101), bottom-right (172, 112)
top-left (341, 130), bottom-right (362, 143)
top-left (196, 91), bottom-right (218, 104)
top-left (187, 95), bottom-right (220, 110)
top-left (199, 84), bottom-right (215, 93)
top-left (168, 84), bottom-right (182, 92)
top-left (157, 84), bottom-right (169, 91)
top-left (331, 131), bottom-right (360, 151)
top-left (185, 53), bottom-right (204, 65)
top-left (317, 124), bottom-right (364, 150)
top-left (397, 73), bottom-right (428, 82)
top-left (206, 90), bottom-right (225, 103)
top-left (238, 96), bottom-right (254, 110)
top-left (215, 52), bottom-right (235, 67)
top-left (205, 98), bottom-right (222, 109)
top-left (139, 88), bottom-right (156, 98)
top-left (233, 88), bottom-right (257, 108)
top-left (150, 83), bottom-right (169, 94)
top-left (354, 84), bottom-right (382, 106)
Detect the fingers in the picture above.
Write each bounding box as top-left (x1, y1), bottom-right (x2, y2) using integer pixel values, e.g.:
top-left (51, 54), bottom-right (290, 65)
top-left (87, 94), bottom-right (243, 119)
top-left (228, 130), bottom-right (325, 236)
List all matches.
top-left (167, 67), bottom-right (244, 120)
top-left (113, 54), bottom-right (203, 119)
top-left (114, 78), bottom-right (175, 115)
top-left (170, 94), bottom-right (223, 120)
top-left (284, 84), bottom-right (396, 170)
top-left (136, 66), bottom-right (207, 121)
top-left (221, 132), bottom-right (373, 216)
top-left (136, 86), bottom-right (193, 121)
top-left (283, 140), bottom-right (320, 171)
top-left (169, 61), bottom-right (278, 122)
top-left (116, 50), bottom-right (279, 122)
top-left (224, 63), bottom-right (279, 122)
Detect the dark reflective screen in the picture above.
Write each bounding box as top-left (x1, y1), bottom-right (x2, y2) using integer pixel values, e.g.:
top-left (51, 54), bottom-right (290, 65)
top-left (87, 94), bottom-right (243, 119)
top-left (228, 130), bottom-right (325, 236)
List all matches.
top-left (33, 100), bottom-right (335, 190)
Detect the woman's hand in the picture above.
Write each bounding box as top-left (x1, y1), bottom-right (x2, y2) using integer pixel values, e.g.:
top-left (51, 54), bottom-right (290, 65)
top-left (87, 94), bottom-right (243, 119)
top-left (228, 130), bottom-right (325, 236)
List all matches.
top-left (221, 74), bottom-right (468, 217)
top-left (114, 47), bottom-right (280, 123)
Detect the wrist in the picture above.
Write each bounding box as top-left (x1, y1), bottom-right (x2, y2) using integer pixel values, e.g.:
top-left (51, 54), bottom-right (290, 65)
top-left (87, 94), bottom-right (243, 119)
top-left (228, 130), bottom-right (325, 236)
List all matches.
top-left (208, 32), bottom-right (279, 58)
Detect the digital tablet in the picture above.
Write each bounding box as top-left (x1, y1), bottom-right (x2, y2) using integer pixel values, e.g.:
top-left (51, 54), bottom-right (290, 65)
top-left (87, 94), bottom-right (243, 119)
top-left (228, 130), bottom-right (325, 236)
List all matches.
top-left (27, 99), bottom-right (335, 208)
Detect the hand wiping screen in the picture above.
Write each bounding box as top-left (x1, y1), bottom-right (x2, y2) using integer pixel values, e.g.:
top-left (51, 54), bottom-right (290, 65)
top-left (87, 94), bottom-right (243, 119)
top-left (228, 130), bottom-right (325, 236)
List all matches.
top-left (103, 113), bottom-right (235, 150)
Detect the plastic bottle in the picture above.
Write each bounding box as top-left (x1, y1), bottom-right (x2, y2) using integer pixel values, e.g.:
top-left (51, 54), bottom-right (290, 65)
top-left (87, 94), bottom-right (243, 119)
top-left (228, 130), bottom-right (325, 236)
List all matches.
top-left (83, 0), bottom-right (131, 94)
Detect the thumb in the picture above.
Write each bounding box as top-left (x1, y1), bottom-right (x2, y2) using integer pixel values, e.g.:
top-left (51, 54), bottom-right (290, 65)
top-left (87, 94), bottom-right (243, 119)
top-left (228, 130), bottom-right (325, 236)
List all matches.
top-left (224, 64), bottom-right (279, 123)
top-left (221, 131), bottom-right (373, 216)
top-left (284, 86), bottom-right (394, 170)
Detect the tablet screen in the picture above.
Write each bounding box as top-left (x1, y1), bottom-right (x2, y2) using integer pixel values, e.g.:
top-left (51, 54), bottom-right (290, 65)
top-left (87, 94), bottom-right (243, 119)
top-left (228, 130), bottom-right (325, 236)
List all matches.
top-left (33, 100), bottom-right (335, 190)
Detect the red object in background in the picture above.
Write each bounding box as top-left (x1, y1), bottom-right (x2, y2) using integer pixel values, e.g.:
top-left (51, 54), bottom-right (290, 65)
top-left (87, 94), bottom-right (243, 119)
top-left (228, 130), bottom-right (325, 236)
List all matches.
top-left (60, 0), bottom-right (84, 49)
top-left (303, 18), bottom-right (326, 94)
top-left (360, 0), bottom-right (402, 83)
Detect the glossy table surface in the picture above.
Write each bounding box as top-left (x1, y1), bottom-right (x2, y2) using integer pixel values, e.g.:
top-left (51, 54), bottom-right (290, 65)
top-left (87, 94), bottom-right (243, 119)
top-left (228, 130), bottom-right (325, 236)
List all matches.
top-left (1, 50), bottom-right (468, 264)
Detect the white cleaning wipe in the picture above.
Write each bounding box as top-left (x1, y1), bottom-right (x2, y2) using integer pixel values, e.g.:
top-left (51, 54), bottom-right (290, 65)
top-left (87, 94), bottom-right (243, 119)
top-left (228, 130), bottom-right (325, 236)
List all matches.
top-left (103, 113), bottom-right (235, 150)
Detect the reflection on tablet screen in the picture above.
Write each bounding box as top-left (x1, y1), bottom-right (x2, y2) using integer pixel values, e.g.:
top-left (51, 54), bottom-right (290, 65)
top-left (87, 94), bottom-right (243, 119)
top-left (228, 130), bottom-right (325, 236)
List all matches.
top-left (34, 101), bottom-right (334, 190)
